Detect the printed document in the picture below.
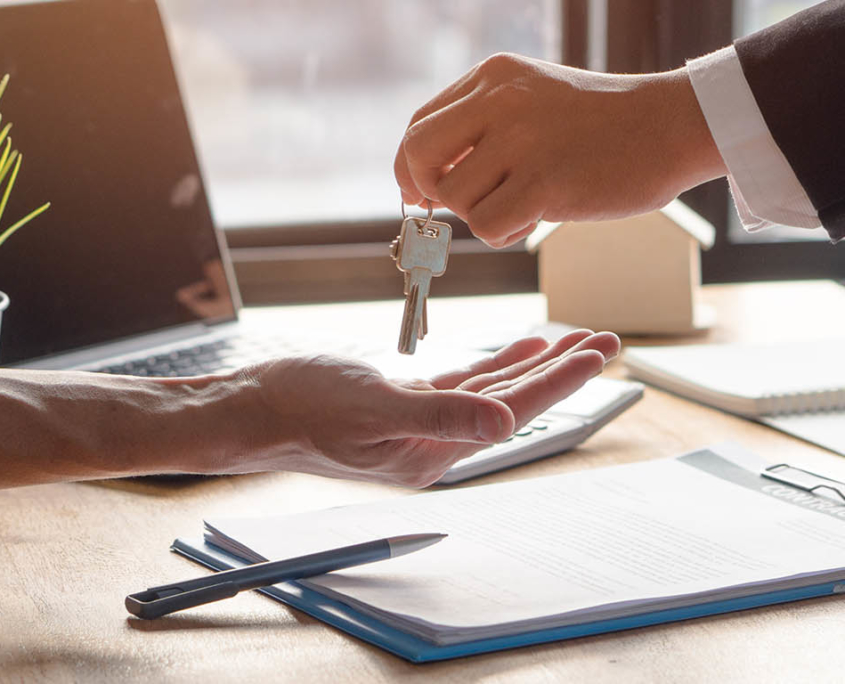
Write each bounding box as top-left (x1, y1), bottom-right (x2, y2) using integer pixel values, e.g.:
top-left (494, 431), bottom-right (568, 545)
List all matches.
top-left (205, 444), bottom-right (845, 645)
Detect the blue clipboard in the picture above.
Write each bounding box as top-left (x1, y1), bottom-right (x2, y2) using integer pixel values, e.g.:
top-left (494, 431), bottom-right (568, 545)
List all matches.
top-left (170, 536), bottom-right (844, 663)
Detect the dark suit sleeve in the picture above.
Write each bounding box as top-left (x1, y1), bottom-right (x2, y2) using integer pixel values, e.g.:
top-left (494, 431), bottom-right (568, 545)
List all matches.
top-left (735, 0), bottom-right (845, 242)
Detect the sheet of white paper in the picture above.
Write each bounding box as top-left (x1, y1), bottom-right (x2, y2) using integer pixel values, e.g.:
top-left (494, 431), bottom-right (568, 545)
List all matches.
top-left (764, 413), bottom-right (845, 455)
top-left (207, 444), bottom-right (845, 638)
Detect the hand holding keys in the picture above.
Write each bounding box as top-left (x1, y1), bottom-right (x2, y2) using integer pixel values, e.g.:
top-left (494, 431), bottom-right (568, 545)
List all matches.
top-left (390, 200), bottom-right (452, 354)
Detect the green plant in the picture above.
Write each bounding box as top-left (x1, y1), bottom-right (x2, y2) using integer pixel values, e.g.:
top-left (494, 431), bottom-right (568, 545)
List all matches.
top-left (0, 73), bottom-right (50, 249)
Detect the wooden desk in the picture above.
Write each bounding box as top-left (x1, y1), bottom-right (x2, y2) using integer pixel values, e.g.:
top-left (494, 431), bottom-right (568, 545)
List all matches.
top-left (4, 281), bottom-right (845, 683)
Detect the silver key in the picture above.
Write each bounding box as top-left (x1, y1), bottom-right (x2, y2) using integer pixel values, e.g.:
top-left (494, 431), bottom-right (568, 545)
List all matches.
top-left (390, 202), bottom-right (451, 354)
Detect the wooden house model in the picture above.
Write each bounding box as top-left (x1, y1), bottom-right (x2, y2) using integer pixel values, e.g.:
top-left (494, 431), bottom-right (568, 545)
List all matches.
top-left (526, 200), bottom-right (716, 335)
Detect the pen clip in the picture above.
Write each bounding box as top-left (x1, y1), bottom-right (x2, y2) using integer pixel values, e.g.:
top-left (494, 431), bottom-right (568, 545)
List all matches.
top-left (125, 582), bottom-right (240, 620)
top-left (762, 463), bottom-right (845, 501)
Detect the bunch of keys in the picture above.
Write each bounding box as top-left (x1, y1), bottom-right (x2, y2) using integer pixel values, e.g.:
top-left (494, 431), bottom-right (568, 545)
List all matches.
top-left (390, 200), bottom-right (452, 354)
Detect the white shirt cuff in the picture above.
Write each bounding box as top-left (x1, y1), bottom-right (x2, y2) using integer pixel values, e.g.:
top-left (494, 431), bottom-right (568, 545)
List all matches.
top-left (686, 45), bottom-right (820, 232)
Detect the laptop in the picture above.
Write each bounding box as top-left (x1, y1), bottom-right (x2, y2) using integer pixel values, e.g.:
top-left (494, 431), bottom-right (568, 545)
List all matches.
top-left (0, 0), bottom-right (282, 374)
top-left (0, 0), bottom-right (642, 482)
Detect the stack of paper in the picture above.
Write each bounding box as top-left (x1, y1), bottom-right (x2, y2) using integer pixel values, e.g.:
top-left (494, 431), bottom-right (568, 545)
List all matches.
top-left (176, 444), bottom-right (845, 659)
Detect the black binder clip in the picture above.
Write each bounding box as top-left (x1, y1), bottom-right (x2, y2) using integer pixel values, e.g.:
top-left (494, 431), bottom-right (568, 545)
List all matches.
top-left (762, 463), bottom-right (845, 501)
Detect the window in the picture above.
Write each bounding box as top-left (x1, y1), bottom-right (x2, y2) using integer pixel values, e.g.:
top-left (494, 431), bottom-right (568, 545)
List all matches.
top-left (736, 0), bottom-right (818, 32)
top-left (161, 1), bottom-right (842, 300)
top-left (155, 1), bottom-right (565, 303)
top-left (159, 1), bottom-right (561, 229)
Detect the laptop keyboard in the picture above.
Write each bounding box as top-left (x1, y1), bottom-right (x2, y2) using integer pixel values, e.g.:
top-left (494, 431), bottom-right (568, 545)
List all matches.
top-left (94, 333), bottom-right (376, 378)
top-left (97, 338), bottom-right (251, 377)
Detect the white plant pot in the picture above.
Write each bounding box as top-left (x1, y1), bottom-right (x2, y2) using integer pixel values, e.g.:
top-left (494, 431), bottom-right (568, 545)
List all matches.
top-left (0, 291), bottom-right (8, 362)
top-left (0, 291), bottom-right (8, 336)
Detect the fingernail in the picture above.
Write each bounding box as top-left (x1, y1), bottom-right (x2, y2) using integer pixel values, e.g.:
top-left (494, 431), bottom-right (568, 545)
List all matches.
top-left (476, 406), bottom-right (503, 443)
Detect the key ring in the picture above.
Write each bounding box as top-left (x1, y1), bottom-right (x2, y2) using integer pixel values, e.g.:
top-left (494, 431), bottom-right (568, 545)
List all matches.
top-left (401, 198), bottom-right (434, 233)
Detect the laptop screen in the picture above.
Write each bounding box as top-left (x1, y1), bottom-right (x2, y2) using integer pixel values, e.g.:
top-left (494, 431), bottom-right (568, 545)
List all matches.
top-left (0, 0), bottom-right (237, 366)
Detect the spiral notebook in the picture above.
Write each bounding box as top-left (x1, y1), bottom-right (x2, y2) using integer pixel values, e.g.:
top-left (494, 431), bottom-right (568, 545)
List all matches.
top-left (623, 341), bottom-right (845, 455)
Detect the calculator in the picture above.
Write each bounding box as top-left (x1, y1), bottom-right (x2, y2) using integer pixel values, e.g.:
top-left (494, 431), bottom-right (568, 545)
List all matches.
top-left (436, 377), bottom-right (643, 484)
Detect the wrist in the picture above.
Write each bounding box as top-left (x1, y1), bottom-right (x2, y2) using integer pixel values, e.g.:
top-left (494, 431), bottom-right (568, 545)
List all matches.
top-left (0, 367), bottom-right (290, 487)
top-left (71, 372), bottom-right (258, 479)
top-left (653, 67), bottom-right (727, 193)
top-left (146, 369), bottom-right (291, 477)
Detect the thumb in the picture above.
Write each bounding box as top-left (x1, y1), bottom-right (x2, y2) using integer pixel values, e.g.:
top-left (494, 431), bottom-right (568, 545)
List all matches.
top-left (387, 388), bottom-right (515, 443)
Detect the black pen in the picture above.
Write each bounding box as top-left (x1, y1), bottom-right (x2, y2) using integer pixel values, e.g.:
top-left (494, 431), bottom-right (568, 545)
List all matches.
top-left (126, 533), bottom-right (446, 620)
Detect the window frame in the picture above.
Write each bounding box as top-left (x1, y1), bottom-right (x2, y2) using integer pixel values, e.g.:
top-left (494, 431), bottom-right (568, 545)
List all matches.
top-left (225, 215), bottom-right (537, 304)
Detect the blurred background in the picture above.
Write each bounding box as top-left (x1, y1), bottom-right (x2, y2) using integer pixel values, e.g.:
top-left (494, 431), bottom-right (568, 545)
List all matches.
top-left (159, 0), bottom-right (814, 229)
top-left (155, 0), bottom-right (841, 302)
top-left (3, 0), bottom-right (836, 303)
top-left (159, 0), bottom-right (562, 227)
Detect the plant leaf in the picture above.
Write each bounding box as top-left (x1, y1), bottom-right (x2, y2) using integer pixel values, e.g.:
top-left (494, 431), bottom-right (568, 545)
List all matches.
top-left (0, 152), bottom-right (22, 228)
top-left (0, 75), bottom-right (52, 248)
top-left (0, 137), bottom-right (9, 175)
top-left (0, 144), bottom-right (17, 188)
top-left (0, 201), bottom-right (50, 248)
